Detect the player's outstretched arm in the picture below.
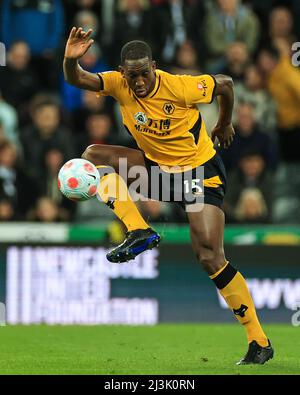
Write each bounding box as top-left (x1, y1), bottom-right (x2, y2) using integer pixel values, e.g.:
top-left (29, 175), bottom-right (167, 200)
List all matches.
top-left (211, 74), bottom-right (235, 149)
top-left (63, 27), bottom-right (103, 92)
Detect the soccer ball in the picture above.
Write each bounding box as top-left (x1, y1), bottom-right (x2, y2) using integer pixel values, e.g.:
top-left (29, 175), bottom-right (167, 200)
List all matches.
top-left (58, 158), bottom-right (100, 201)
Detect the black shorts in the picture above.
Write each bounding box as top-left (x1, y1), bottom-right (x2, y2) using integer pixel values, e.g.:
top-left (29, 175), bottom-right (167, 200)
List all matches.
top-left (143, 153), bottom-right (227, 210)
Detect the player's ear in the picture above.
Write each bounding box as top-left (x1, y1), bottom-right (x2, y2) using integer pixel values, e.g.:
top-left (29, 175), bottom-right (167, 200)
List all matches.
top-left (118, 65), bottom-right (125, 77)
top-left (152, 61), bottom-right (156, 71)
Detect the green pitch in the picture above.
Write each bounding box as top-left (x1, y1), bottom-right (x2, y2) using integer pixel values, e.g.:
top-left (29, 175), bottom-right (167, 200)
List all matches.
top-left (0, 324), bottom-right (298, 375)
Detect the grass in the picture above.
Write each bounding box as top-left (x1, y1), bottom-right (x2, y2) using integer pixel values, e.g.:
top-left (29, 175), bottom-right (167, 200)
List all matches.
top-left (0, 324), bottom-right (298, 375)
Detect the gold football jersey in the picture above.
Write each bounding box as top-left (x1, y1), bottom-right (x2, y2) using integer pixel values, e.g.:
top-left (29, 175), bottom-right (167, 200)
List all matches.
top-left (98, 69), bottom-right (216, 169)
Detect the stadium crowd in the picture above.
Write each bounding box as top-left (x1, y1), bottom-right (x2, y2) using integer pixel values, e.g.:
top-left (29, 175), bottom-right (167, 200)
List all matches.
top-left (0, 0), bottom-right (300, 226)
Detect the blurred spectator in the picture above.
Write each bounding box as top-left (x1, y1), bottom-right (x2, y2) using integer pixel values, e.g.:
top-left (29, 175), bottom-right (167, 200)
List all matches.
top-left (77, 112), bottom-right (114, 154)
top-left (257, 46), bottom-right (300, 162)
top-left (37, 148), bottom-right (76, 220)
top-left (0, 143), bottom-right (18, 203)
top-left (64, 0), bottom-right (102, 35)
top-left (150, 1), bottom-right (202, 62)
top-left (234, 188), bottom-right (268, 223)
top-left (62, 41), bottom-right (109, 111)
top-left (111, 0), bottom-right (166, 66)
top-left (0, 0), bottom-right (65, 90)
top-left (0, 93), bottom-right (20, 149)
top-left (20, 99), bottom-right (75, 181)
top-left (27, 196), bottom-right (68, 222)
top-left (257, 45), bottom-right (300, 223)
top-left (290, 0), bottom-right (300, 39)
top-left (169, 40), bottom-right (201, 75)
top-left (270, 7), bottom-right (295, 43)
top-left (0, 122), bottom-right (5, 145)
top-left (19, 92), bottom-right (63, 129)
top-left (185, 0), bottom-right (207, 67)
top-left (0, 41), bottom-right (40, 112)
top-left (74, 9), bottom-right (101, 41)
top-left (64, 0), bottom-right (116, 54)
top-left (220, 103), bottom-right (277, 171)
top-left (204, 0), bottom-right (260, 73)
top-left (159, 0), bottom-right (188, 64)
top-left (79, 42), bottom-right (108, 71)
top-left (225, 152), bottom-right (272, 223)
top-left (244, 0), bottom-right (273, 26)
top-left (220, 41), bottom-right (249, 82)
top-left (149, 1), bottom-right (206, 66)
top-left (260, 7), bottom-right (296, 54)
top-left (234, 65), bottom-right (277, 135)
top-left (0, 198), bottom-right (16, 221)
top-left (0, 140), bottom-right (37, 218)
top-left (272, 162), bottom-right (300, 224)
top-left (0, 0), bottom-right (64, 55)
top-left (71, 90), bottom-right (113, 134)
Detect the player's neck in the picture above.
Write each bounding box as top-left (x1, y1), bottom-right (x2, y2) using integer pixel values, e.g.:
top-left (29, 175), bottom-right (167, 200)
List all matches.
top-left (148, 72), bottom-right (157, 95)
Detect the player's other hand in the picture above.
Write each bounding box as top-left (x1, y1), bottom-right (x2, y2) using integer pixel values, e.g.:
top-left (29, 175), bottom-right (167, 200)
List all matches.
top-left (211, 123), bottom-right (235, 149)
top-left (64, 27), bottom-right (94, 59)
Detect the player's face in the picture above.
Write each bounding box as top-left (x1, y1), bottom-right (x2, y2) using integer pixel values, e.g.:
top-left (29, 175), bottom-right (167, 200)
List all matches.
top-left (120, 57), bottom-right (156, 98)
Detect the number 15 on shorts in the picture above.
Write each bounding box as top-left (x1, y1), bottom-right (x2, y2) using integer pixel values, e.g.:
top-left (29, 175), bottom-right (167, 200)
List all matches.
top-left (184, 177), bottom-right (205, 212)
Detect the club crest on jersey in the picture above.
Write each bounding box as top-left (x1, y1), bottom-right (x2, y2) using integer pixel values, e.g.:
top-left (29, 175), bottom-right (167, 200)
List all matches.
top-left (163, 102), bottom-right (175, 115)
top-left (134, 112), bottom-right (148, 125)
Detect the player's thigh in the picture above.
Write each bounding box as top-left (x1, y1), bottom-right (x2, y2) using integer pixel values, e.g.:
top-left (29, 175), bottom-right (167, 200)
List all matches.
top-left (82, 144), bottom-right (151, 190)
top-left (82, 144), bottom-right (146, 174)
top-left (187, 204), bottom-right (225, 245)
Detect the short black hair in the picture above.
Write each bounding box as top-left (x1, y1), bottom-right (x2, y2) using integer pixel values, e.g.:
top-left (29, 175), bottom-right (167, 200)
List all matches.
top-left (33, 99), bottom-right (59, 112)
top-left (239, 149), bottom-right (264, 160)
top-left (120, 40), bottom-right (152, 65)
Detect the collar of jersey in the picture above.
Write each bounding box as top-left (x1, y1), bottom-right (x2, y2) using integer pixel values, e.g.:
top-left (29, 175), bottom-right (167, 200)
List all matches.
top-left (132, 70), bottom-right (161, 100)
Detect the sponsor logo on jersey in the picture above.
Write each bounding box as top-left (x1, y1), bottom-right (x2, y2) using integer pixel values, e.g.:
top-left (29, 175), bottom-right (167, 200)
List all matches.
top-left (134, 112), bottom-right (148, 125)
top-left (198, 79), bottom-right (208, 97)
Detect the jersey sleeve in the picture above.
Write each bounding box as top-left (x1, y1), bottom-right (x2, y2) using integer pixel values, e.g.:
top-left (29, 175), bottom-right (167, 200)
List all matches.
top-left (97, 70), bottom-right (121, 97)
top-left (181, 74), bottom-right (216, 105)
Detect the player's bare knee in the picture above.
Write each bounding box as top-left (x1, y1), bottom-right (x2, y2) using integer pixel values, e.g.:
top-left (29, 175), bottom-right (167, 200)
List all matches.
top-left (82, 145), bottom-right (97, 162)
top-left (82, 144), bottom-right (108, 166)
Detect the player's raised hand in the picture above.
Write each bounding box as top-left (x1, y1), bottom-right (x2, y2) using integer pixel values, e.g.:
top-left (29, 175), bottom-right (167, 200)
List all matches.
top-left (211, 123), bottom-right (235, 149)
top-left (64, 27), bottom-right (94, 59)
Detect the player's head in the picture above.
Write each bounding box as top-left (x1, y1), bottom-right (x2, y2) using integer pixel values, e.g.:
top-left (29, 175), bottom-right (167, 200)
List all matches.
top-left (119, 40), bottom-right (156, 98)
